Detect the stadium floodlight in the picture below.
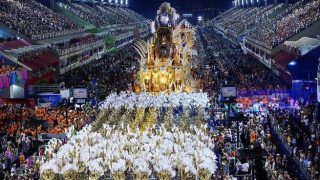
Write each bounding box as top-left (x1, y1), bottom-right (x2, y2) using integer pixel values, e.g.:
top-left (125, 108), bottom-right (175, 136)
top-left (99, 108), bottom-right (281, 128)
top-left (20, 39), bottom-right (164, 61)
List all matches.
top-left (120, 0), bottom-right (123, 5)
top-left (197, 16), bottom-right (203, 21)
top-left (125, 0), bottom-right (128, 6)
top-left (108, 0), bottom-right (112, 3)
top-left (251, 0), bottom-right (254, 5)
top-left (115, 0), bottom-right (118, 4)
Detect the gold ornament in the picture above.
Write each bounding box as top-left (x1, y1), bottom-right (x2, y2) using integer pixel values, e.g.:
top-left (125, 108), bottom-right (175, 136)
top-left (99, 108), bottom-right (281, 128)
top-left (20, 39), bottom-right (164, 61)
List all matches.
top-left (133, 172), bottom-right (148, 180)
top-left (41, 169), bottom-right (55, 180)
top-left (112, 171), bottom-right (126, 180)
top-left (64, 170), bottom-right (77, 180)
top-left (88, 172), bottom-right (101, 180)
top-left (157, 171), bottom-right (171, 180)
top-left (198, 169), bottom-right (211, 180)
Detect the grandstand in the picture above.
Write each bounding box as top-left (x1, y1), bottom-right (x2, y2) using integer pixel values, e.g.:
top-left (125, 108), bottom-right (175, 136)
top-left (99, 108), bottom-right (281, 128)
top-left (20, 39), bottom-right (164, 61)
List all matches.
top-left (209, 0), bottom-right (320, 86)
top-left (0, 0), bottom-right (150, 99)
top-left (0, 0), bottom-right (160, 100)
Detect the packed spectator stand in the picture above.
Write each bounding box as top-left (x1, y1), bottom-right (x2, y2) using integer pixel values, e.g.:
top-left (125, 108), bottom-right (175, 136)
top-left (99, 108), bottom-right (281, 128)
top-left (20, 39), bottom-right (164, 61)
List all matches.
top-left (0, 103), bottom-right (97, 179)
top-left (57, 2), bottom-right (148, 29)
top-left (0, 0), bottom-right (82, 40)
top-left (212, 0), bottom-right (320, 48)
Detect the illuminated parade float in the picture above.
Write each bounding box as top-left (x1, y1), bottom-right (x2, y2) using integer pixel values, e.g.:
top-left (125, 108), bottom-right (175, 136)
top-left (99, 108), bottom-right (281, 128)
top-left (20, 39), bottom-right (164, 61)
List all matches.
top-left (40, 3), bottom-right (216, 180)
top-left (132, 2), bottom-right (200, 93)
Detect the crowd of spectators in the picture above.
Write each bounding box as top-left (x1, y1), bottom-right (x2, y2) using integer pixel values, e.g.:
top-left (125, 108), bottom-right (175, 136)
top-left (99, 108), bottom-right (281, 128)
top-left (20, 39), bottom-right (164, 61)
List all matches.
top-left (58, 2), bottom-right (147, 28)
top-left (0, 0), bottom-right (81, 40)
top-left (0, 104), bottom-right (94, 137)
top-left (54, 34), bottom-right (104, 56)
top-left (0, 65), bottom-right (21, 77)
top-left (0, 103), bottom-right (97, 178)
top-left (199, 27), bottom-right (287, 106)
top-left (199, 20), bottom-right (319, 179)
top-left (214, 0), bottom-right (320, 47)
top-left (214, 4), bottom-right (282, 39)
top-left (0, 133), bottom-right (41, 179)
top-left (60, 47), bottom-right (139, 101)
top-left (210, 106), bottom-right (298, 179)
top-left (270, 104), bottom-right (320, 179)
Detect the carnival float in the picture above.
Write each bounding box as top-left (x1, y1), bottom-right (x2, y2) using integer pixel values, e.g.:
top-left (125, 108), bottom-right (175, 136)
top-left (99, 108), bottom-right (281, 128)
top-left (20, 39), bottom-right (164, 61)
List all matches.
top-left (132, 2), bottom-right (200, 93)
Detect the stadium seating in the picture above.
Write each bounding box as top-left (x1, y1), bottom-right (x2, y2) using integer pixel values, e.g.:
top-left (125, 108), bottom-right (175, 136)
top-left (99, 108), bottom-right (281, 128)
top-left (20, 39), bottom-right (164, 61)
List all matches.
top-left (212, 0), bottom-right (320, 47)
top-left (0, 0), bottom-right (82, 40)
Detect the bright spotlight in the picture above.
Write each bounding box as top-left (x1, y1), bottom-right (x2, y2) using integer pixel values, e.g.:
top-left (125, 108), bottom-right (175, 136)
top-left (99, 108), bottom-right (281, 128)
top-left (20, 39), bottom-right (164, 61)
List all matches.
top-left (289, 61), bottom-right (297, 66)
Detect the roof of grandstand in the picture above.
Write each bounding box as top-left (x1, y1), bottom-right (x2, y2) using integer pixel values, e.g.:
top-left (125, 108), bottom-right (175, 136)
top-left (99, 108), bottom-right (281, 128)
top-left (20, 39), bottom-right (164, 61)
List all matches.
top-left (287, 45), bottom-right (320, 80)
top-left (285, 37), bottom-right (320, 54)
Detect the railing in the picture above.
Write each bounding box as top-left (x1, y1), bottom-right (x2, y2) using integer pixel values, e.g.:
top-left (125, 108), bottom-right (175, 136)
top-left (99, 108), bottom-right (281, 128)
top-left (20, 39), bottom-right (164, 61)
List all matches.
top-left (31, 29), bottom-right (85, 40)
top-left (57, 40), bottom-right (104, 57)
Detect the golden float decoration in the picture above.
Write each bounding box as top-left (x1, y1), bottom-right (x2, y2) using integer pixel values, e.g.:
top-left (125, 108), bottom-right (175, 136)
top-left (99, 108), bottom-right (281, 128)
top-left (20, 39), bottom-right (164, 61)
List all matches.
top-left (199, 169), bottom-right (211, 180)
top-left (133, 172), bottom-right (149, 180)
top-left (88, 172), bottom-right (101, 180)
top-left (64, 170), bottom-right (77, 180)
top-left (41, 169), bottom-right (55, 180)
top-left (112, 171), bottom-right (126, 180)
top-left (156, 171), bottom-right (171, 180)
top-left (181, 170), bottom-right (195, 180)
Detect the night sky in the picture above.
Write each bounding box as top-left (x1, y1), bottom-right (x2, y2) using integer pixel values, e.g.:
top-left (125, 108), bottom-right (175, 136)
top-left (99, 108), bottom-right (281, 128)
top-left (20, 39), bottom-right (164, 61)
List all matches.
top-left (129, 0), bottom-right (233, 19)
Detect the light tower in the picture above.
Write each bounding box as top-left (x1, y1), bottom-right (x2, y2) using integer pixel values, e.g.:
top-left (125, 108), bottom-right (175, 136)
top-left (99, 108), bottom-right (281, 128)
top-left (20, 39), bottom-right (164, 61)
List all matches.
top-left (197, 16), bottom-right (203, 26)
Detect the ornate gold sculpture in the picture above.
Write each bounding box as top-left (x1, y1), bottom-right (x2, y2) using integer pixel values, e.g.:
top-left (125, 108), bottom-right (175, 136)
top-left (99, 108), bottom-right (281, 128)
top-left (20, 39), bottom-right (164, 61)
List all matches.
top-left (133, 2), bottom-right (199, 93)
top-left (41, 169), bottom-right (56, 180)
